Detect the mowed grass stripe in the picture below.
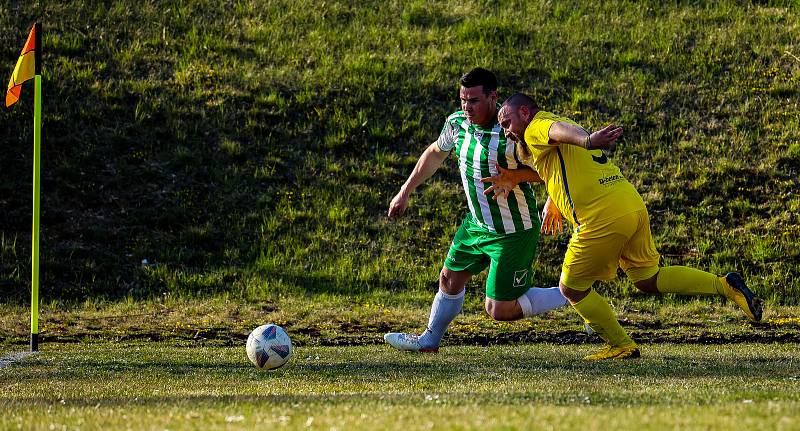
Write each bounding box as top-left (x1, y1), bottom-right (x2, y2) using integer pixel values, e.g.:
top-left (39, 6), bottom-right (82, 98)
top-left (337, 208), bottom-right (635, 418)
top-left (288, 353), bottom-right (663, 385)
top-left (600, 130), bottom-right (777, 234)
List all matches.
top-left (1, 403), bottom-right (797, 431)
top-left (1, 343), bottom-right (798, 430)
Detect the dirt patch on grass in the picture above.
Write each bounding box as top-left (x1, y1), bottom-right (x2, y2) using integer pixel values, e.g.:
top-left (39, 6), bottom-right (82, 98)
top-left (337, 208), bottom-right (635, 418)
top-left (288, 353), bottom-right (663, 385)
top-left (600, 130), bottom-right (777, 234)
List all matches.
top-left (4, 325), bottom-right (795, 348)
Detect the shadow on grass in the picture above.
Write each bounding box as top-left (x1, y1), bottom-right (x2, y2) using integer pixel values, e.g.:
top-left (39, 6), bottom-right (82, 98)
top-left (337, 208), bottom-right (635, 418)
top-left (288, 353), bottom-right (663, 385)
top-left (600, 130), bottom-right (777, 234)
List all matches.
top-left (10, 346), bottom-right (799, 383)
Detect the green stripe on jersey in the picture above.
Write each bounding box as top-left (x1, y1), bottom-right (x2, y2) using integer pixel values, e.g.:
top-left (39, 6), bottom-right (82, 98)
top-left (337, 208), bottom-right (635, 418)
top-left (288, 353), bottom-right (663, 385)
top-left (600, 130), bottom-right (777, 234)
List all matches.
top-left (494, 135), bottom-right (525, 233)
top-left (497, 137), bottom-right (540, 231)
top-left (462, 127), bottom-right (486, 227)
top-left (480, 130), bottom-right (507, 234)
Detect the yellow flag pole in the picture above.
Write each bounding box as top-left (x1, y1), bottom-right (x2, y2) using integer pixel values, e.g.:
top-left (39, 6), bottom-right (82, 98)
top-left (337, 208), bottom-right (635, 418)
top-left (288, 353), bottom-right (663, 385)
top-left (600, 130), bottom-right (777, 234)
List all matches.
top-left (30, 22), bottom-right (42, 353)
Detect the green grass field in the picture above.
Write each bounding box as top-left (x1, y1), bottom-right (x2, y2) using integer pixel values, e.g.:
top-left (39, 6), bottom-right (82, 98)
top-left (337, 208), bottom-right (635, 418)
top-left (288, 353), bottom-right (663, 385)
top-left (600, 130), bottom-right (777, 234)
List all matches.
top-left (0, 1), bottom-right (798, 429)
top-left (0, 0), bottom-right (797, 305)
top-left (2, 342), bottom-right (799, 430)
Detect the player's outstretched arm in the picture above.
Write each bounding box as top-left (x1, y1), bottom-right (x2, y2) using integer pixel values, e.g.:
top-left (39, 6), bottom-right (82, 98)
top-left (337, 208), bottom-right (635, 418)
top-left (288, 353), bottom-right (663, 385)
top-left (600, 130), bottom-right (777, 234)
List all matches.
top-left (480, 164), bottom-right (542, 200)
top-left (549, 121), bottom-right (623, 150)
top-left (388, 142), bottom-right (449, 219)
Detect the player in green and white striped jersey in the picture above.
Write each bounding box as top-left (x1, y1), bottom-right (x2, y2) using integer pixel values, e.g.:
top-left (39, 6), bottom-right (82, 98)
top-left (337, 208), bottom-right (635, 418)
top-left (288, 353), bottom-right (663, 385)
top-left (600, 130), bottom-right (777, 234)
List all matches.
top-left (384, 68), bottom-right (569, 353)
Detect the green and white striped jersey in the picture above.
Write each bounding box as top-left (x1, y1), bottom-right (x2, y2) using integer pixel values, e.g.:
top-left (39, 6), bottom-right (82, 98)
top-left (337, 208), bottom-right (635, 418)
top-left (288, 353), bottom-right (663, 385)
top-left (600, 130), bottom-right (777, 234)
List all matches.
top-left (437, 110), bottom-right (540, 235)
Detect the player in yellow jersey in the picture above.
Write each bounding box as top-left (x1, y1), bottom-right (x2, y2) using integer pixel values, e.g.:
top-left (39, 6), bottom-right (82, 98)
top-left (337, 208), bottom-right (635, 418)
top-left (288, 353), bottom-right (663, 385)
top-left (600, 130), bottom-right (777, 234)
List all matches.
top-left (485, 93), bottom-right (764, 361)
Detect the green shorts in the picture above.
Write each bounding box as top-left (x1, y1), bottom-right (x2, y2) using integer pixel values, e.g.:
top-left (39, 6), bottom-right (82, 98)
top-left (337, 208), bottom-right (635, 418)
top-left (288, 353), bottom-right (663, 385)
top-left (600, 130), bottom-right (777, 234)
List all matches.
top-left (444, 215), bottom-right (540, 301)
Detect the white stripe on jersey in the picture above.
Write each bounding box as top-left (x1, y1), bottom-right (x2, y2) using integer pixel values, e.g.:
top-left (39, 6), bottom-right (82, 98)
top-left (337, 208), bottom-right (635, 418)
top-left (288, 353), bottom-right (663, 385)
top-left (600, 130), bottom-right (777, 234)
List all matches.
top-left (506, 140), bottom-right (534, 230)
top-left (471, 130), bottom-right (495, 231)
top-left (458, 130), bottom-right (479, 224)
top-left (488, 127), bottom-right (517, 234)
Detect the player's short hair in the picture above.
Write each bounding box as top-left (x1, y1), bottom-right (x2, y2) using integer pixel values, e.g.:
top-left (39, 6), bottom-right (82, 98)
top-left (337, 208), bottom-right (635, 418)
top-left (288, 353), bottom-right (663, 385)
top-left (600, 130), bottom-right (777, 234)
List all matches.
top-left (502, 93), bottom-right (539, 160)
top-left (460, 67), bottom-right (497, 94)
top-left (502, 93), bottom-right (539, 111)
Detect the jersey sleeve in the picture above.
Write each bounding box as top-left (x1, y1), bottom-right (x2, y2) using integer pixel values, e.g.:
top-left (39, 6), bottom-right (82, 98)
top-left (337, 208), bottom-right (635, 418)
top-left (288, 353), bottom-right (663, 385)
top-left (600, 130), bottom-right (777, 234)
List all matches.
top-left (525, 116), bottom-right (556, 147)
top-left (436, 119), bottom-right (457, 152)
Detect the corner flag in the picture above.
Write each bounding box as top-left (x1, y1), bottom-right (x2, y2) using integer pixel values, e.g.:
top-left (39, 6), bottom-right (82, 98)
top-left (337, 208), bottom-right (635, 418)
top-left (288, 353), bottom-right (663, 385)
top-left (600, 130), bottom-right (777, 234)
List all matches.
top-left (6, 24), bottom-right (38, 107)
top-left (6, 23), bottom-right (43, 352)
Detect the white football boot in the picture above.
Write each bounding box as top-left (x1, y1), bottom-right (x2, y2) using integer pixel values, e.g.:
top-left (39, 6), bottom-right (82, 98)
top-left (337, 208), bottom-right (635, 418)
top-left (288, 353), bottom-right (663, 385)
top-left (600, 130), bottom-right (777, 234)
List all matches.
top-left (383, 333), bottom-right (439, 353)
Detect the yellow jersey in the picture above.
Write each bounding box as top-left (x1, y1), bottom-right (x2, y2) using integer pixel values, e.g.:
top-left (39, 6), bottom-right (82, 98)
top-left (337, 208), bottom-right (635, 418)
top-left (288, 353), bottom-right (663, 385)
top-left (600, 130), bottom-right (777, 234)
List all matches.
top-left (521, 111), bottom-right (644, 232)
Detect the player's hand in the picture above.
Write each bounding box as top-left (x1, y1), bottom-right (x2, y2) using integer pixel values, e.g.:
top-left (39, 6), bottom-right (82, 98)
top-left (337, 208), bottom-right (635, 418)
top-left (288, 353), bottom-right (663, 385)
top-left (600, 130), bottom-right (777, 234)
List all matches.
top-left (540, 197), bottom-right (564, 236)
top-left (481, 165), bottom-right (518, 201)
top-left (388, 190), bottom-right (410, 219)
top-left (483, 183), bottom-right (511, 200)
top-left (588, 124), bottom-right (623, 150)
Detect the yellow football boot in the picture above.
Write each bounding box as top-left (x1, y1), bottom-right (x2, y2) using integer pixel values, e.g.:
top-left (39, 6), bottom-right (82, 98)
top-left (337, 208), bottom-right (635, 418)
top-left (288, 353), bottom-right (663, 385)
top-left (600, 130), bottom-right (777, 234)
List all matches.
top-left (583, 343), bottom-right (641, 361)
top-left (720, 272), bottom-right (763, 321)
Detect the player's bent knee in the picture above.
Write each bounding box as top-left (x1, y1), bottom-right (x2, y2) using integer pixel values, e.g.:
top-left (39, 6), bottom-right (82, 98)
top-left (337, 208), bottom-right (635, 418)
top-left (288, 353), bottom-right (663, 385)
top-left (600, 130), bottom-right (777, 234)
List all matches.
top-left (559, 282), bottom-right (590, 303)
top-left (486, 307), bottom-right (516, 321)
top-left (627, 266), bottom-right (660, 294)
top-left (485, 299), bottom-right (521, 321)
top-left (439, 268), bottom-right (468, 295)
top-left (633, 276), bottom-right (659, 293)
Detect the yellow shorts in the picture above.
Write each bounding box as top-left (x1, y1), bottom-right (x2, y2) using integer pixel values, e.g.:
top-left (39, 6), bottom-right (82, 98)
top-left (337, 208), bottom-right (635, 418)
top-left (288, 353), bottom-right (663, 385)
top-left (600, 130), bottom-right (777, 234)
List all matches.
top-left (560, 209), bottom-right (661, 290)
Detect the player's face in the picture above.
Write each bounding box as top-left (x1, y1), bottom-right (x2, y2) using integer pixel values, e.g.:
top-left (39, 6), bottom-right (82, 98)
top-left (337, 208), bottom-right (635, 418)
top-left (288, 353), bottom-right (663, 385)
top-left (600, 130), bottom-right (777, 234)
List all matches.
top-left (497, 105), bottom-right (527, 143)
top-left (460, 85), bottom-right (497, 126)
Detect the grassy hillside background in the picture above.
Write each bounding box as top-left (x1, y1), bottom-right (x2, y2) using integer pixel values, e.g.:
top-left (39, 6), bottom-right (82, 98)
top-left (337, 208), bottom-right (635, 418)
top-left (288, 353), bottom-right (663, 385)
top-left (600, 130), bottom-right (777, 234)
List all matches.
top-left (0, 0), bottom-right (798, 312)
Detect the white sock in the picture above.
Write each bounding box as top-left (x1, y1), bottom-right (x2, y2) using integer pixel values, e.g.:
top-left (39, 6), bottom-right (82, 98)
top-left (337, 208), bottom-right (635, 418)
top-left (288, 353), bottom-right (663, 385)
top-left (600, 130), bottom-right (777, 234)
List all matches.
top-left (517, 286), bottom-right (568, 317)
top-left (418, 289), bottom-right (465, 349)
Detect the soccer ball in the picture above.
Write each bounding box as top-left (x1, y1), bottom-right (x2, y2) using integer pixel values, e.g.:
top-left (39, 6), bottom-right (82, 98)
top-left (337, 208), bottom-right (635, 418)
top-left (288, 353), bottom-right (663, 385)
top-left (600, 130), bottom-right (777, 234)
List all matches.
top-left (246, 324), bottom-right (292, 369)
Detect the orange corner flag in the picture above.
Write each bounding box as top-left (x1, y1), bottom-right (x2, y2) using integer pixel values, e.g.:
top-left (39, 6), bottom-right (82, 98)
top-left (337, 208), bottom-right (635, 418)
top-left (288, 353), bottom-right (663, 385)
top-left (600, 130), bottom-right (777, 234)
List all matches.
top-left (6, 24), bottom-right (37, 108)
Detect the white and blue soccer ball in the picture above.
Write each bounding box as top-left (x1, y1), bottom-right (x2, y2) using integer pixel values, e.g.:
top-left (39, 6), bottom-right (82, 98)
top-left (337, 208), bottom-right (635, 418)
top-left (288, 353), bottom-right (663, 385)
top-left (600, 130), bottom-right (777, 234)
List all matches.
top-left (246, 324), bottom-right (292, 369)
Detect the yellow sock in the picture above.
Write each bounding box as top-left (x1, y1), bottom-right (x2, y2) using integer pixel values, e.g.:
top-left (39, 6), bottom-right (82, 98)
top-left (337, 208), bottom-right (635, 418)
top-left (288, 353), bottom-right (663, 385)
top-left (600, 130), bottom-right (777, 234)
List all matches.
top-left (656, 266), bottom-right (723, 296)
top-left (572, 289), bottom-right (635, 347)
